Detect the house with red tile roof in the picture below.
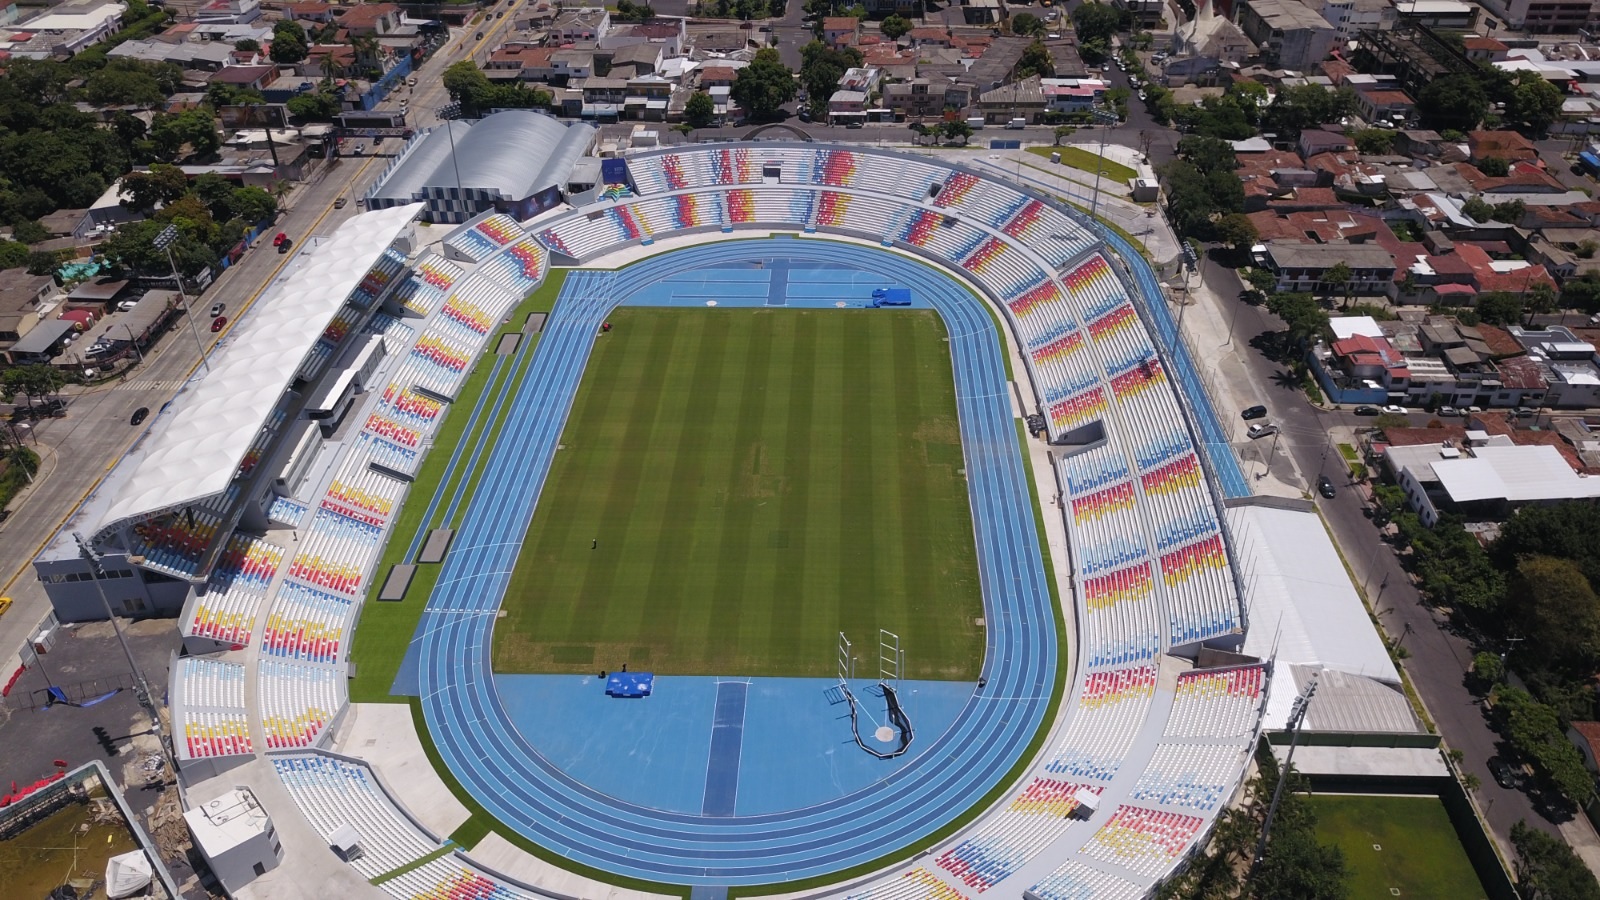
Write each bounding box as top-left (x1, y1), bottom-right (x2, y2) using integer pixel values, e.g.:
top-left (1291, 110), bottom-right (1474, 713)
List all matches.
top-left (1468, 130), bottom-right (1536, 162)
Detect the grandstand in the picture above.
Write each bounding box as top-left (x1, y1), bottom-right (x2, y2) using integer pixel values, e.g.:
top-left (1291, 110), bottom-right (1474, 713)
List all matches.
top-left (47, 141), bottom-right (1284, 899)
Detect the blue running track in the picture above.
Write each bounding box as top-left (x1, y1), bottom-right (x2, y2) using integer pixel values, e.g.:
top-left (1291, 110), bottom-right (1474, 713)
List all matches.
top-left (413, 238), bottom-right (1059, 886)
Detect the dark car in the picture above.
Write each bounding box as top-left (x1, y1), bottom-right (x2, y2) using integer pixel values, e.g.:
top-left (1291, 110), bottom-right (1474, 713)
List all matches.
top-left (1317, 475), bottom-right (1335, 498)
top-left (1353, 405), bottom-right (1380, 416)
top-left (1241, 404), bottom-right (1268, 421)
top-left (476, 30), bottom-right (484, 39)
top-left (1490, 757), bottom-right (1519, 789)
top-left (278, 237), bottom-right (293, 254)
top-left (211, 316), bottom-right (227, 333)
top-left (130, 406), bottom-right (148, 426)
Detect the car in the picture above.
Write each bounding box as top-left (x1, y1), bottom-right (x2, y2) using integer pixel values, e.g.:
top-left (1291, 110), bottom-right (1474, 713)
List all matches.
top-left (1381, 404), bottom-right (1407, 414)
top-left (1138, 90), bottom-right (1147, 101)
top-left (130, 406), bottom-right (148, 426)
top-left (1489, 757), bottom-right (1519, 789)
top-left (1241, 404), bottom-right (1268, 420)
top-left (406, 76), bottom-right (417, 87)
top-left (210, 302), bottom-right (225, 317)
top-left (0, 596), bottom-right (10, 618)
top-left (1438, 405), bottom-right (1459, 417)
top-left (1514, 406), bottom-right (1536, 418)
top-left (335, 197), bottom-right (348, 209)
top-left (374, 135), bottom-right (385, 146)
top-left (845, 121), bottom-right (863, 129)
top-left (476, 31), bottom-right (484, 39)
top-left (272, 231), bottom-right (287, 247)
top-left (278, 237), bottom-right (293, 254)
top-left (117, 299), bottom-right (139, 312)
top-left (211, 316), bottom-right (227, 332)
top-left (353, 144), bottom-right (365, 155)
top-left (797, 109), bottom-right (812, 122)
top-left (1466, 405), bottom-right (1483, 414)
top-left (1353, 405), bottom-right (1380, 416)
top-left (1247, 423), bottom-right (1278, 439)
top-left (1317, 475), bottom-right (1336, 498)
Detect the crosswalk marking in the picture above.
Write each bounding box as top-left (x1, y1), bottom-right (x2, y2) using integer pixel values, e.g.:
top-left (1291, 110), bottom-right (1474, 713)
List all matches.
top-left (113, 378), bottom-right (188, 393)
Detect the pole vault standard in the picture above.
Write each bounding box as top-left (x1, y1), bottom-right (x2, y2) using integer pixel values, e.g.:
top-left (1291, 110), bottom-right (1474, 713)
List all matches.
top-left (837, 629), bottom-right (914, 759)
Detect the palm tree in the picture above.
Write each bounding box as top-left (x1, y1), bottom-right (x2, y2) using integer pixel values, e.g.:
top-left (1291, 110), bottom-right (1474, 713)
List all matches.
top-left (319, 50), bottom-right (339, 86)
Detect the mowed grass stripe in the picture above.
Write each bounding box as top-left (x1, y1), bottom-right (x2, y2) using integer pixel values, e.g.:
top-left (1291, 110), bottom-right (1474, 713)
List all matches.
top-left (494, 308), bottom-right (982, 680)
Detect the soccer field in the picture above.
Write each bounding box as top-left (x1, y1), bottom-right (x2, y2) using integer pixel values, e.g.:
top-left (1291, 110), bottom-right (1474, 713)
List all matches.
top-left (1308, 794), bottom-right (1488, 900)
top-left (492, 307), bottom-right (984, 680)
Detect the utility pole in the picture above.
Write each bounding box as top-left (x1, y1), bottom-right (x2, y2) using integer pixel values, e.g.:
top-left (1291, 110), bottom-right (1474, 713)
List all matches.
top-left (73, 531), bottom-right (174, 773)
top-left (1088, 107), bottom-right (1119, 222)
top-left (1252, 674), bottom-right (1317, 879)
top-left (153, 224), bottom-right (210, 373)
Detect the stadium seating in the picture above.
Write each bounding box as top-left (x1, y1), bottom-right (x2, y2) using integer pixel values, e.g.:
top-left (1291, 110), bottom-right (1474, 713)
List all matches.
top-left (286, 507), bottom-right (380, 597)
top-left (350, 249), bottom-right (410, 309)
top-left (267, 495), bottom-right (308, 527)
top-left (1046, 666), bottom-right (1157, 781)
top-left (1129, 743), bottom-right (1248, 812)
top-left (1079, 805), bottom-right (1205, 878)
top-left (186, 534), bottom-right (285, 646)
top-left (848, 867), bottom-right (969, 900)
top-left (263, 581), bottom-right (354, 664)
top-left (174, 657), bottom-right (252, 760)
top-left (935, 778), bottom-right (1100, 890)
top-left (272, 754), bottom-right (438, 880)
top-left (259, 659), bottom-right (341, 749)
top-left (1166, 666), bottom-right (1266, 739)
top-left (1028, 861), bottom-right (1145, 900)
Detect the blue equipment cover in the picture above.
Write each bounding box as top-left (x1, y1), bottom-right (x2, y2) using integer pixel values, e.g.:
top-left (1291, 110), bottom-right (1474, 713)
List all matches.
top-left (606, 671), bottom-right (655, 697)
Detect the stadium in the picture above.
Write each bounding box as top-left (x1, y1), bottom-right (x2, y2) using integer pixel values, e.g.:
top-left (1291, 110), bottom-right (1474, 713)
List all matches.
top-left (34, 131), bottom-right (1317, 900)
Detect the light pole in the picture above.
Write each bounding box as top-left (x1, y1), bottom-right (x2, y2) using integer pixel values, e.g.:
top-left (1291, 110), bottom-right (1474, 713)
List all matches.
top-left (436, 101), bottom-right (465, 202)
top-left (124, 324), bottom-right (144, 363)
top-left (73, 531), bottom-right (173, 773)
top-left (153, 225), bottom-right (209, 373)
top-left (1088, 107), bottom-right (1119, 223)
top-left (1252, 675), bottom-right (1317, 879)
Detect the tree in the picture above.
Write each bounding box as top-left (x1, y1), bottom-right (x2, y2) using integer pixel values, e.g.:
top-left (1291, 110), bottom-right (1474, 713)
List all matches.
top-left (1475, 291), bottom-right (1523, 325)
top-left (1496, 502), bottom-right (1600, 587)
top-left (149, 107), bottom-right (220, 160)
top-left (1477, 155), bottom-right (1510, 177)
top-left (685, 90), bottom-right (715, 128)
top-left (286, 90), bottom-right (342, 122)
top-left (1471, 651), bottom-right (1505, 690)
top-left (907, 121), bottom-right (929, 145)
top-left (120, 163), bottom-right (190, 213)
top-left (1525, 281), bottom-right (1558, 327)
top-left (1176, 135), bottom-right (1237, 175)
top-left (614, 0), bottom-right (656, 22)
top-left (0, 240), bottom-right (27, 270)
top-left (1511, 556), bottom-right (1600, 673)
top-left (1011, 12), bottom-right (1045, 36)
top-left (1462, 195), bottom-right (1495, 224)
top-left (234, 38), bottom-right (260, 52)
top-left (1507, 73), bottom-right (1564, 134)
top-left (1417, 74), bottom-right (1487, 132)
top-left (1214, 213), bottom-right (1257, 253)
top-left (270, 20), bottom-right (309, 65)
top-left (732, 48), bottom-right (797, 122)
top-left (1352, 128), bottom-right (1395, 155)
top-left (226, 186), bottom-right (277, 225)
top-left (1261, 84), bottom-right (1356, 138)
top-left (84, 64), bottom-right (165, 107)
top-left (799, 42), bottom-right (861, 118)
top-left (1, 365), bottom-right (67, 408)
top-left (940, 119), bottom-right (974, 145)
top-left (1071, 1), bottom-right (1122, 67)
top-left (1321, 261), bottom-right (1352, 307)
top-left (881, 14), bottom-right (912, 39)
top-left (1494, 684), bottom-right (1596, 804)
top-left (1512, 821), bottom-right (1600, 900)
top-left (1052, 124), bottom-right (1076, 145)
top-left (1267, 291), bottom-right (1330, 345)
top-left (1251, 824), bottom-right (1348, 900)
top-left (1016, 40), bottom-right (1054, 78)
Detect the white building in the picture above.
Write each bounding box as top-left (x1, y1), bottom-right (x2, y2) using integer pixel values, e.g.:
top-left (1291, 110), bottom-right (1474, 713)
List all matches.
top-left (1388, 440), bottom-right (1600, 527)
top-left (184, 789), bottom-right (283, 894)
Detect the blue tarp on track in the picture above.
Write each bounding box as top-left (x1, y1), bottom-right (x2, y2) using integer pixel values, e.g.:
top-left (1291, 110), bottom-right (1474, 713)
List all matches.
top-left (606, 672), bottom-right (654, 697)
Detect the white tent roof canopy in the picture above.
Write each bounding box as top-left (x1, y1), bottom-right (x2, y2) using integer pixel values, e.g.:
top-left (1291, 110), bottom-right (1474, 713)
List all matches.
top-left (83, 203), bottom-right (423, 540)
top-left (1230, 502), bottom-right (1399, 684)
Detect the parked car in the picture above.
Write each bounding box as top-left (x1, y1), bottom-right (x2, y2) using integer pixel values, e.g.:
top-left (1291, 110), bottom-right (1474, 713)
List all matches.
top-left (1514, 406), bottom-right (1536, 418)
top-left (130, 406), bottom-right (148, 426)
top-left (1247, 423), bottom-right (1278, 439)
top-left (211, 316), bottom-right (227, 332)
top-left (1353, 405), bottom-right (1380, 416)
top-left (278, 237), bottom-right (293, 254)
top-left (210, 302), bottom-right (225, 318)
top-left (117, 299), bottom-right (139, 312)
top-left (1241, 404), bottom-right (1267, 420)
top-left (1381, 404), bottom-right (1407, 414)
top-left (1438, 405), bottom-right (1459, 417)
top-left (1489, 757), bottom-right (1519, 789)
top-left (272, 231), bottom-right (287, 247)
top-left (335, 197), bottom-right (348, 209)
top-left (1317, 475), bottom-right (1336, 498)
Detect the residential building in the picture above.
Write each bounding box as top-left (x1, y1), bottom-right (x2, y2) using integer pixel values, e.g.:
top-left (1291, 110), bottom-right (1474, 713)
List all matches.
top-left (1461, 35), bottom-right (1508, 62)
top-left (1318, 0), bottom-right (1397, 41)
top-left (884, 78), bottom-right (948, 119)
top-left (1475, 0), bottom-right (1594, 32)
top-left (699, 66), bottom-right (738, 89)
top-left (828, 90), bottom-right (868, 123)
top-left (1041, 78), bottom-right (1109, 113)
top-left (1468, 130), bottom-right (1538, 163)
top-left (1262, 242), bottom-right (1397, 292)
top-left (823, 17), bottom-right (860, 47)
top-left (1392, 0), bottom-right (1479, 29)
top-left (335, 2), bottom-right (401, 37)
top-left (1355, 87), bottom-right (1414, 124)
top-left (1388, 441), bottom-right (1600, 527)
top-left (208, 64), bottom-right (278, 93)
top-left (552, 7), bottom-right (609, 42)
top-left (976, 75), bottom-right (1045, 125)
top-left (1233, 0), bottom-right (1336, 70)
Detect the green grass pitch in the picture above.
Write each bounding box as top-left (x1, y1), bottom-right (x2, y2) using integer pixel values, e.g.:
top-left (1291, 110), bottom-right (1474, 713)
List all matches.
top-left (1308, 794), bottom-right (1488, 899)
top-left (492, 307), bottom-right (984, 680)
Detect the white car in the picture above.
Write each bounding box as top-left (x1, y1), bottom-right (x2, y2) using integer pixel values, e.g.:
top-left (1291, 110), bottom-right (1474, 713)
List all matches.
top-left (1247, 423), bottom-right (1279, 439)
top-left (1381, 404), bottom-right (1407, 414)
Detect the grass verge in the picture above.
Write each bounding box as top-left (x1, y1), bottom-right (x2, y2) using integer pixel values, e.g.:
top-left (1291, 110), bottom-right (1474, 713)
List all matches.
top-left (1026, 146), bottom-right (1138, 184)
top-left (370, 843), bottom-right (458, 885)
top-left (346, 271), bottom-right (567, 702)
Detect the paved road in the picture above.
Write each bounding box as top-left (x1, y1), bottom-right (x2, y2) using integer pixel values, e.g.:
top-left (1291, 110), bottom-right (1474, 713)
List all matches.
top-left (1188, 252), bottom-right (1576, 856)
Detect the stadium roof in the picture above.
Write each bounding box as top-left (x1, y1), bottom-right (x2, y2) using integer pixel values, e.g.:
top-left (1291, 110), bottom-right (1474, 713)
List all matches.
top-left (368, 111), bottom-right (596, 204)
top-left (1228, 501), bottom-right (1398, 685)
top-left (68, 203), bottom-right (423, 545)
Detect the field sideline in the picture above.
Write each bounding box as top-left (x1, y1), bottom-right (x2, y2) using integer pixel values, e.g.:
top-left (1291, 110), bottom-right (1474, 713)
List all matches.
top-left (493, 307), bottom-right (985, 680)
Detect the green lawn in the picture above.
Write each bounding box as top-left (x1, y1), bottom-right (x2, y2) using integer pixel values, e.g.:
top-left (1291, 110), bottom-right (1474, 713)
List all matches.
top-left (1026, 146), bottom-right (1139, 184)
top-left (492, 307), bottom-right (983, 680)
top-left (1308, 794), bottom-right (1488, 900)
top-left (346, 272), bottom-right (568, 703)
